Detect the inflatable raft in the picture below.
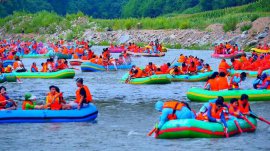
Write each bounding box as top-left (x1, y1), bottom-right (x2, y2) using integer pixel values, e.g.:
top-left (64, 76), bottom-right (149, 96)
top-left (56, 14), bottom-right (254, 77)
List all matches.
top-left (56, 53), bottom-right (72, 59)
top-left (251, 48), bottom-right (270, 53)
top-left (229, 69), bottom-right (270, 77)
top-left (157, 116), bottom-right (256, 139)
top-left (121, 74), bottom-right (171, 84)
top-left (108, 47), bottom-right (126, 53)
top-left (127, 51), bottom-right (165, 57)
top-left (22, 54), bottom-right (49, 59)
top-left (13, 69), bottom-right (75, 79)
top-left (187, 87), bottom-right (270, 102)
top-left (167, 71), bottom-right (213, 82)
top-left (3, 60), bottom-right (14, 67)
top-left (0, 103), bottom-right (98, 123)
top-left (211, 51), bottom-right (245, 59)
top-left (69, 59), bottom-right (90, 66)
top-left (145, 45), bottom-right (168, 52)
top-left (81, 62), bottom-right (132, 72)
top-left (0, 73), bottom-right (17, 83)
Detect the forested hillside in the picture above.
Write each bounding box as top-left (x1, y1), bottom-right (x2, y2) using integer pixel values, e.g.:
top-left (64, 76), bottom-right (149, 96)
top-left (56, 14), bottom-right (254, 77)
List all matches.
top-left (0, 0), bottom-right (257, 18)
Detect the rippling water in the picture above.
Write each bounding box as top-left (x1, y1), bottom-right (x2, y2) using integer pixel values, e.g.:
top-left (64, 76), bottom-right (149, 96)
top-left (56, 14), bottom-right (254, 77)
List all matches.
top-left (0, 47), bottom-right (269, 151)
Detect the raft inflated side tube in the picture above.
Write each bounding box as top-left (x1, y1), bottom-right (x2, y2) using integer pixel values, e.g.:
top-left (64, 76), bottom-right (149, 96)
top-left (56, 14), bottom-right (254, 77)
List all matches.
top-left (187, 87), bottom-right (270, 102)
top-left (0, 103), bottom-right (98, 123)
top-left (157, 117), bottom-right (256, 139)
top-left (121, 73), bottom-right (171, 84)
top-left (229, 69), bottom-right (270, 77)
top-left (13, 69), bottom-right (75, 79)
top-left (167, 71), bottom-right (213, 82)
top-left (81, 62), bottom-right (132, 72)
top-left (211, 51), bottom-right (245, 59)
top-left (251, 48), bottom-right (270, 53)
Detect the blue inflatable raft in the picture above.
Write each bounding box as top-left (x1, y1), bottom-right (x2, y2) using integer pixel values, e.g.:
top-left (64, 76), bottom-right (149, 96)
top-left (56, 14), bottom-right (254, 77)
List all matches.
top-left (81, 62), bottom-right (132, 72)
top-left (0, 103), bottom-right (98, 123)
top-left (3, 60), bottom-right (15, 67)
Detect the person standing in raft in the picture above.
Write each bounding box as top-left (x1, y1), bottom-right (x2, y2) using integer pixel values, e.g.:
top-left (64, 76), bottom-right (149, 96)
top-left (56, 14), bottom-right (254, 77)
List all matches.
top-left (69, 78), bottom-right (92, 110)
top-left (207, 96), bottom-right (228, 133)
top-left (22, 93), bottom-right (43, 110)
top-left (154, 100), bottom-right (195, 137)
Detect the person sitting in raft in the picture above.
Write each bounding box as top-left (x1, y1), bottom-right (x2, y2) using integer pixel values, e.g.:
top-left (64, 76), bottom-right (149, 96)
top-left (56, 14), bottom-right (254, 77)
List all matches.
top-left (0, 62), bottom-right (4, 73)
top-left (181, 63), bottom-right (188, 74)
top-left (228, 98), bottom-right (244, 119)
top-left (4, 65), bottom-right (13, 73)
top-left (45, 85), bottom-right (63, 110)
top-left (187, 62), bottom-right (197, 75)
top-left (0, 86), bottom-right (17, 110)
top-left (231, 58), bottom-right (242, 70)
top-left (145, 62), bottom-right (157, 76)
top-left (154, 100), bottom-right (195, 136)
top-left (200, 63), bottom-right (211, 72)
top-left (229, 72), bottom-right (247, 90)
top-left (253, 73), bottom-right (267, 89)
top-left (160, 63), bottom-right (171, 74)
top-left (204, 72), bottom-right (219, 91)
top-left (54, 86), bottom-right (71, 110)
top-left (169, 66), bottom-right (182, 75)
top-left (22, 93), bottom-right (43, 110)
top-left (31, 62), bottom-right (38, 72)
top-left (13, 56), bottom-right (26, 72)
top-left (257, 74), bottom-right (270, 90)
top-left (68, 78), bottom-right (92, 110)
top-left (217, 72), bottom-right (229, 90)
top-left (218, 59), bottom-right (230, 74)
top-left (207, 96), bottom-right (228, 132)
top-left (238, 94), bottom-right (252, 115)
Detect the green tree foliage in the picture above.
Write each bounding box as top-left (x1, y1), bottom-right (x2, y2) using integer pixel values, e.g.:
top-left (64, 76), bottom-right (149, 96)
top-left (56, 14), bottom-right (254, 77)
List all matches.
top-left (0, 0), bottom-right (261, 18)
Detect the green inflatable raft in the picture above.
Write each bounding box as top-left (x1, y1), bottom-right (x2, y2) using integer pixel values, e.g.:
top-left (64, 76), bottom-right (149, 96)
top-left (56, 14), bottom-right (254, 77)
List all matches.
top-left (167, 71), bottom-right (213, 82)
top-left (13, 69), bottom-right (75, 79)
top-left (157, 116), bottom-right (256, 139)
top-left (121, 73), bottom-right (171, 84)
top-left (0, 73), bottom-right (17, 83)
top-left (230, 69), bottom-right (270, 77)
top-left (187, 87), bottom-right (270, 102)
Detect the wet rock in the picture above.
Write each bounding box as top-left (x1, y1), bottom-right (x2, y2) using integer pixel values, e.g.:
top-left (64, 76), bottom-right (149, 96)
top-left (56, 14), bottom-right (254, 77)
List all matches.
top-left (257, 32), bottom-right (268, 39)
top-left (246, 40), bottom-right (258, 46)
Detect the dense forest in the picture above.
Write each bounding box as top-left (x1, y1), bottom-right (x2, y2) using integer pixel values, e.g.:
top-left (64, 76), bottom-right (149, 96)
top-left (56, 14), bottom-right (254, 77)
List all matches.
top-left (0, 0), bottom-right (257, 18)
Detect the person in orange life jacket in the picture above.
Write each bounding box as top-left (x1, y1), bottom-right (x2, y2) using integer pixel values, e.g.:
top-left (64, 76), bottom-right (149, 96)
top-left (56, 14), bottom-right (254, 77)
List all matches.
top-left (257, 74), bottom-right (270, 89)
top-left (204, 72), bottom-right (219, 91)
top-left (155, 100), bottom-right (195, 135)
top-left (200, 63), bottom-right (211, 72)
top-left (188, 62), bottom-right (197, 74)
top-left (13, 56), bottom-right (26, 72)
top-left (181, 63), bottom-right (188, 74)
top-left (207, 96), bottom-right (228, 131)
top-left (54, 86), bottom-right (71, 110)
top-left (231, 58), bottom-right (242, 70)
top-left (155, 68), bottom-right (164, 75)
top-left (31, 62), bottom-right (38, 72)
top-left (218, 59), bottom-right (230, 74)
top-left (169, 66), bottom-right (182, 75)
top-left (4, 65), bottom-right (13, 73)
top-left (0, 86), bottom-right (17, 110)
top-left (217, 72), bottom-right (229, 90)
top-left (69, 78), bottom-right (92, 110)
top-left (228, 98), bottom-right (244, 119)
top-left (45, 85), bottom-right (62, 110)
top-left (196, 97), bottom-right (226, 121)
top-left (22, 93), bottom-right (43, 110)
top-left (238, 94), bottom-right (252, 115)
top-left (145, 62), bottom-right (157, 75)
top-left (229, 72), bottom-right (247, 90)
top-left (253, 73), bottom-right (267, 89)
top-left (160, 63), bottom-right (171, 74)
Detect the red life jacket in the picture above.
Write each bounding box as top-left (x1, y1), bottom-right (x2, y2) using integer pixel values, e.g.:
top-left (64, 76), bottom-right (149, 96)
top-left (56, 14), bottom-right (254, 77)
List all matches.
top-left (0, 94), bottom-right (6, 109)
top-left (238, 100), bottom-right (250, 114)
top-left (163, 101), bottom-right (185, 120)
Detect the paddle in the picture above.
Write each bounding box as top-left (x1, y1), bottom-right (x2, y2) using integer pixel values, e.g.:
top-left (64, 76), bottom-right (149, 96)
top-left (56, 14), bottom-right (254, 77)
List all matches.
top-left (250, 112), bottom-right (270, 125)
top-left (234, 120), bottom-right (243, 133)
top-left (221, 123), bottom-right (229, 138)
top-left (242, 116), bottom-right (256, 129)
top-left (147, 123), bottom-right (158, 136)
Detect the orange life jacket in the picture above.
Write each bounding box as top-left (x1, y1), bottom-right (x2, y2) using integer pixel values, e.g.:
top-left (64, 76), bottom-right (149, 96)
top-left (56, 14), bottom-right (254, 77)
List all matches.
top-left (188, 65), bottom-right (197, 72)
top-left (218, 61), bottom-right (230, 73)
top-left (210, 103), bottom-right (227, 120)
top-left (46, 92), bottom-right (62, 110)
top-left (217, 77), bottom-right (229, 90)
top-left (238, 100), bottom-right (250, 114)
top-left (75, 85), bottom-right (92, 104)
top-left (41, 63), bottom-right (48, 72)
top-left (229, 105), bottom-right (240, 117)
top-left (22, 100), bottom-right (34, 110)
top-left (163, 101), bottom-right (185, 120)
top-left (196, 112), bottom-right (208, 121)
top-left (0, 94), bottom-right (6, 109)
top-left (208, 78), bottom-right (219, 91)
top-left (13, 61), bottom-right (19, 70)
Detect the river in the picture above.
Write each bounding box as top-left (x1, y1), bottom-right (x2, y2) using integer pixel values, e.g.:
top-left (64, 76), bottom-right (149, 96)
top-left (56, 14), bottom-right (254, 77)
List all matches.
top-left (0, 47), bottom-right (269, 151)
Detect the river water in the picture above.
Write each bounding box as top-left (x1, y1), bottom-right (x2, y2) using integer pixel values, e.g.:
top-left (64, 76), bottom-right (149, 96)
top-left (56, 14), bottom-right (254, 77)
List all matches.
top-left (0, 47), bottom-right (269, 151)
